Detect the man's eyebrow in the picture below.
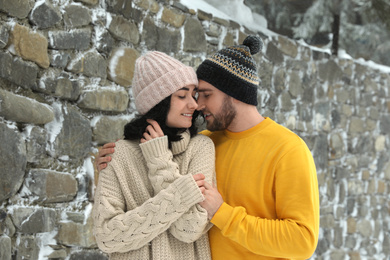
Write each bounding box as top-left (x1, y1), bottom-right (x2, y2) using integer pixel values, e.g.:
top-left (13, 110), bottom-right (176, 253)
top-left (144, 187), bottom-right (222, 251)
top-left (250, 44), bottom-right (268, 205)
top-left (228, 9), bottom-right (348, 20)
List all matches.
top-left (197, 88), bottom-right (212, 92)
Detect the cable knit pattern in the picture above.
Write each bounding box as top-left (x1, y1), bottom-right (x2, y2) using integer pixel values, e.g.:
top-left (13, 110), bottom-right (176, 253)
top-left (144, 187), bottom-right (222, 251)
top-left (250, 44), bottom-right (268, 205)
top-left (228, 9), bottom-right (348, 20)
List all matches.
top-left (140, 131), bottom-right (214, 243)
top-left (93, 132), bottom-right (215, 260)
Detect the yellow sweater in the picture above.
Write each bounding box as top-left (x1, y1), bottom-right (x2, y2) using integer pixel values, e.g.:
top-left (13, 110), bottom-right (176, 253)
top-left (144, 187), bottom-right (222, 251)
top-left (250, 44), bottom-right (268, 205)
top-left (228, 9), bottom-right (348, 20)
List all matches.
top-left (202, 117), bottom-right (319, 260)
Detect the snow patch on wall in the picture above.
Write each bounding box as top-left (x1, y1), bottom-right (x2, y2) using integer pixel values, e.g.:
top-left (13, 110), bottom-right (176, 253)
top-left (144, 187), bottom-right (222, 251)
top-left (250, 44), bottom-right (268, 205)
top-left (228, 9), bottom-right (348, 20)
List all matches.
top-left (108, 47), bottom-right (125, 81)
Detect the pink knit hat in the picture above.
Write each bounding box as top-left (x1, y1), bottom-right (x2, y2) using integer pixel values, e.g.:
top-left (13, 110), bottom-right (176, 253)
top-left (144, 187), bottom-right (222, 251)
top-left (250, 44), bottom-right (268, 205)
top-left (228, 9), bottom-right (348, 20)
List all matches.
top-left (132, 51), bottom-right (198, 115)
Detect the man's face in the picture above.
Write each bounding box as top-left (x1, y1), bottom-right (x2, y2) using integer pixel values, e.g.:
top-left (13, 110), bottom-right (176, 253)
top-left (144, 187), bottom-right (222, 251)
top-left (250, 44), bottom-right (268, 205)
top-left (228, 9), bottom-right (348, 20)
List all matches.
top-left (196, 80), bottom-right (236, 131)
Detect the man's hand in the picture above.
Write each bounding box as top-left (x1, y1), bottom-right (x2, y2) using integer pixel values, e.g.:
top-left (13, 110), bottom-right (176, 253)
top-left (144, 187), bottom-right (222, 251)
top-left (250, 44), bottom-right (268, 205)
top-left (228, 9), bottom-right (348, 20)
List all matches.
top-left (193, 173), bottom-right (206, 193)
top-left (96, 142), bottom-right (115, 172)
top-left (199, 181), bottom-right (224, 220)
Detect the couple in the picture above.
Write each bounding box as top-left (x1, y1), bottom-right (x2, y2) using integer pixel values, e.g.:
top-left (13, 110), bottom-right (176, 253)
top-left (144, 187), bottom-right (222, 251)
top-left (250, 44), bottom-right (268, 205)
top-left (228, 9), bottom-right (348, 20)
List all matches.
top-left (93, 35), bottom-right (320, 260)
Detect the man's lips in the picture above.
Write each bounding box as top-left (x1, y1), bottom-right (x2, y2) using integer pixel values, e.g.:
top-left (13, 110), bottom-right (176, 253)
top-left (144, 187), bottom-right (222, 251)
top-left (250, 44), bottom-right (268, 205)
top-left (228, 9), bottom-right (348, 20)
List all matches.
top-left (203, 113), bottom-right (212, 120)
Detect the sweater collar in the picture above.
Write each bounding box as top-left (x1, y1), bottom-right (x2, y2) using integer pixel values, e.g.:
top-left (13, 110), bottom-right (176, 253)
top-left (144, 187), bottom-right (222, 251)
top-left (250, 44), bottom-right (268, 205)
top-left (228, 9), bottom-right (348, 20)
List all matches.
top-left (171, 130), bottom-right (191, 155)
top-left (223, 117), bottom-right (272, 139)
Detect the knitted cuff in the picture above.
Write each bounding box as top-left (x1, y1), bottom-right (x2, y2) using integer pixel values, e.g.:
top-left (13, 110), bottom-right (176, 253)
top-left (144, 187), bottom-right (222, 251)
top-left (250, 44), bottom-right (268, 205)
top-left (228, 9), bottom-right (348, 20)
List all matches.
top-left (173, 174), bottom-right (204, 208)
top-left (140, 136), bottom-right (170, 160)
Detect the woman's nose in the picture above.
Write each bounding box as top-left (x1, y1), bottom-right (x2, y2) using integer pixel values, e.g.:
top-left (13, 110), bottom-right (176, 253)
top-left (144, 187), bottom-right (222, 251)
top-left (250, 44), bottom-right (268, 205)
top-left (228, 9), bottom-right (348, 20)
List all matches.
top-left (188, 97), bottom-right (198, 109)
top-left (196, 97), bottom-right (204, 111)
top-left (196, 102), bottom-right (204, 111)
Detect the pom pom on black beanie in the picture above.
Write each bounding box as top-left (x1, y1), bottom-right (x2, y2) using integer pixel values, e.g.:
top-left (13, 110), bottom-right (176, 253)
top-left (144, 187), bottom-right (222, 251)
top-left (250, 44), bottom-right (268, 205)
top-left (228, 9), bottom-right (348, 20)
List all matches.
top-left (196, 35), bottom-right (263, 106)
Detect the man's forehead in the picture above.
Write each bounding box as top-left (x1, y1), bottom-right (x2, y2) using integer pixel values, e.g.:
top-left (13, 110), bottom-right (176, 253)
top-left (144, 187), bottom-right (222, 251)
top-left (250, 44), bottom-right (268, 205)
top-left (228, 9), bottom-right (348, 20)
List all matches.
top-left (198, 80), bottom-right (215, 92)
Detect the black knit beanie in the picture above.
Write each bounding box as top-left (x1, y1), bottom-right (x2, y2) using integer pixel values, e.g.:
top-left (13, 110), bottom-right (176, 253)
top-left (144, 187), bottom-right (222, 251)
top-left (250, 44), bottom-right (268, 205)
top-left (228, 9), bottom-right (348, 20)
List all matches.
top-left (196, 35), bottom-right (263, 106)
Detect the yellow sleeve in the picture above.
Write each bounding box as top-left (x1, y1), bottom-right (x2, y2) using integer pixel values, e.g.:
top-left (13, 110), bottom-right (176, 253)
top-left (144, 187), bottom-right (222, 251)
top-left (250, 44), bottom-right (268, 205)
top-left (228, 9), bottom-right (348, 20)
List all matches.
top-left (211, 142), bottom-right (319, 259)
top-left (199, 129), bottom-right (212, 137)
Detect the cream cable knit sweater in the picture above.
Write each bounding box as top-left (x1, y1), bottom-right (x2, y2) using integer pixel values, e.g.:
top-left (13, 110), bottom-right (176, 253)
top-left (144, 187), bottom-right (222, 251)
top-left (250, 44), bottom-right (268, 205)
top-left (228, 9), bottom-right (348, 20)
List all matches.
top-left (93, 131), bottom-right (215, 260)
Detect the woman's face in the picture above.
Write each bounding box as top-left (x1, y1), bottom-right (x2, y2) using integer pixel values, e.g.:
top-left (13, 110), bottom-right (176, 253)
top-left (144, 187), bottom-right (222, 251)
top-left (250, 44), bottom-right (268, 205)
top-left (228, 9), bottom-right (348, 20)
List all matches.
top-left (166, 84), bottom-right (198, 128)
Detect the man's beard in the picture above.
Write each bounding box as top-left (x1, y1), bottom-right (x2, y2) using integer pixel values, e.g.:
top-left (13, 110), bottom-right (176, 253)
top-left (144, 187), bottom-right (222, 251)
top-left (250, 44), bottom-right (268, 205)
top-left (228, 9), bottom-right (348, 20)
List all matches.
top-left (206, 96), bottom-right (236, 131)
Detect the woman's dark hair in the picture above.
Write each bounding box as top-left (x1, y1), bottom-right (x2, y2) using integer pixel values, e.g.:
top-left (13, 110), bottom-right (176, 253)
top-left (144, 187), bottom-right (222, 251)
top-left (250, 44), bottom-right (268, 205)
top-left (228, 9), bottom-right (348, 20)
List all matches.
top-left (124, 95), bottom-right (200, 148)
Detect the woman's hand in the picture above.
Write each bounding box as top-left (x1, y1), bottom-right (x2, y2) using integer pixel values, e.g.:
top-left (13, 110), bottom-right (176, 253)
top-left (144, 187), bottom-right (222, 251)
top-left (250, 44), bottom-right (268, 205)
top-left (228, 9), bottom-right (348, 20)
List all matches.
top-left (140, 119), bottom-right (165, 143)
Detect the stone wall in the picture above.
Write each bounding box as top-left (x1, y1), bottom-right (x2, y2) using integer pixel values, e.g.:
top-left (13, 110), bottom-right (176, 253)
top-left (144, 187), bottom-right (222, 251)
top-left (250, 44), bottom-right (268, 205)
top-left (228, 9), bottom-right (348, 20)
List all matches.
top-left (0, 0), bottom-right (389, 259)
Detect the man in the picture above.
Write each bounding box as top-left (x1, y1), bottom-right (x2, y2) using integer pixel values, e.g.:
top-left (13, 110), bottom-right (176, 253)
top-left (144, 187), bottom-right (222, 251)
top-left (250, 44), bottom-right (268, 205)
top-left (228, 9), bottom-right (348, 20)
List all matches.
top-left (96, 35), bottom-right (320, 260)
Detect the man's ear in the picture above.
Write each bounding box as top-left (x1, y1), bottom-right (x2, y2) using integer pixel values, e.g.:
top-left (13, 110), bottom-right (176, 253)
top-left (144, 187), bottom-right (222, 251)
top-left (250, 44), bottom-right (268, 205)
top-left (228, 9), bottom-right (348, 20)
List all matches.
top-left (232, 98), bottom-right (239, 103)
top-left (231, 97), bottom-right (241, 104)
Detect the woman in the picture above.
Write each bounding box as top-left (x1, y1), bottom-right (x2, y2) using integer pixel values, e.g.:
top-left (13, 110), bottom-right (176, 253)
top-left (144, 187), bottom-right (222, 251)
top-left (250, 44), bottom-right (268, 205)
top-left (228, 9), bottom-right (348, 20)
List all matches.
top-left (92, 51), bottom-right (215, 260)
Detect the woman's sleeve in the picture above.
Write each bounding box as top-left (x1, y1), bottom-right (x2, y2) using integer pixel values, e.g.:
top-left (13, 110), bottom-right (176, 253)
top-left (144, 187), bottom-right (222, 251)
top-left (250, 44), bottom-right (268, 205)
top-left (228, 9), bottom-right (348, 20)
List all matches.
top-left (140, 135), bottom-right (216, 243)
top-left (139, 136), bottom-right (181, 194)
top-left (92, 154), bottom-right (204, 254)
